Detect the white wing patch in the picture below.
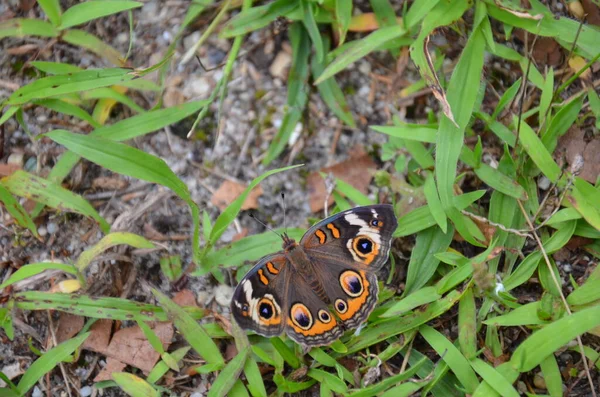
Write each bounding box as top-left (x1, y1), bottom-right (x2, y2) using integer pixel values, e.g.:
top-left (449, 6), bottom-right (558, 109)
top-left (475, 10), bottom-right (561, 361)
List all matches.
top-left (242, 279), bottom-right (281, 322)
top-left (344, 212), bottom-right (382, 245)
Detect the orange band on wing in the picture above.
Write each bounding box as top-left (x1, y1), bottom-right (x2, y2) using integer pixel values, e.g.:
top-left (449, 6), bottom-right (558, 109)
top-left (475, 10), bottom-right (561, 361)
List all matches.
top-left (266, 261), bottom-right (279, 274)
top-left (287, 316), bottom-right (338, 336)
top-left (258, 269), bottom-right (269, 285)
top-left (315, 229), bottom-right (326, 244)
top-left (337, 271), bottom-right (370, 321)
top-left (326, 223), bottom-right (341, 238)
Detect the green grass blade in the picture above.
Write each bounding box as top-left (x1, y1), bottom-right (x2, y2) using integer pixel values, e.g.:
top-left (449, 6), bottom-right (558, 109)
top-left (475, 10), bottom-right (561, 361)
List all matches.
top-left (262, 23), bottom-right (310, 165)
top-left (146, 346), bottom-right (190, 384)
top-left (221, 0), bottom-right (298, 38)
top-left (539, 354), bottom-right (562, 397)
top-left (517, 121), bottom-right (561, 183)
top-left (0, 263), bottom-right (78, 291)
top-left (76, 232), bottom-right (154, 271)
top-left (112, 372), bottom-right (160, 397)
top-left (209, 165), bottom-right (301, 246)
top-left (37, 0), bottom-right (62, 26)
top-left (314, 24), bottom-right (406, 84)
top-left (61, 29), bottom-right (124, 66)
top-left (5, 68), bottom-right (133, 105)
top-left (17, 332), bottom-right (90, 395)
top-left (382, 286), bottom-right (441, 317)
top-left (510, 305), bottom-right (600, 372)
top-left (404, 226), bottom-right (454, 295)
top-left (59, 0), bottom-right (142, 29)
top-left (567, 178), bottom-right (600, 230)
top-left (1, 170), bottom-right (110, 233)
top-left (458, 287), bottom-right (477, 359)
top-left (420, 325), bottom-right (480, 394)
top-left (470, 358), bottom-right (519, 397)
top-left (0, 184), bottom-right (38, 237)
top-left (153, 289), bottom-right (224, 365)
top-left (0, 18), bottom-right (58, 39)
top-left (371, 124), bottom-right (437, 143)
top-left (207, 347), bottom-right (250, 397)
top-left (423, 173), bottom-right (447, 232)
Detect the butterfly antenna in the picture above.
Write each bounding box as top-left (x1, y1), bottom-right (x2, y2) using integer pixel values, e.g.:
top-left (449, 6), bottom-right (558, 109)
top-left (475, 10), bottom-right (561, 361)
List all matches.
top-left (249, 213), bottom-right (282, 239)
top-left (281, 192), bottom-right (287, 234)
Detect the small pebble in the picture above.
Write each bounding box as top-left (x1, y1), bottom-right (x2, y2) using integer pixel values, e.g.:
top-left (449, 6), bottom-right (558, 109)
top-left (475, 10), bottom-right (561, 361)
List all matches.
top-left (7, 153), bottom-right (24, 168)
top-left (46, 222), bottom-right (58, 234)
top-left (80, 386), bottom-right (92, 397)
top-left (533, 372), bottom-right (546, 389)
top-left (38, 226), bottom-right (47, 237)
top-left (214, 284), bottom-right (234, 307)
top-left (538, 176), bottom-right (551, 190)
top-left (563, 264), bottom-right (572, 273)
top-left (32, 386), bottom-right (43, 397)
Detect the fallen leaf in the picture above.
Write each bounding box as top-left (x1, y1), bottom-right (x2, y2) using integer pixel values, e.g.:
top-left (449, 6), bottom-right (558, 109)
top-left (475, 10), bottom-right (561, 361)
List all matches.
top-left (422, 36), bottom-right (457, 127)
top-left (94, 357), bottom-right (127, 382)
top-left (53, 313), bottom-right (85, 345)
top-left (211, 180), bottom-right (263, 211)
top-left (172, 289), bottom-right (198, 307)
top-left (84, 321), bottom-right (174, 373)
top-left (143, 222), bottom-right (169, 241)
top-left (82, 319), bottom-right (113, 353)
top-left (568, 56), bottom-right (592, 85)
top-left (306, 147), bottom-right (377, 212)
top-left (557, 127), bottom-right (600, 184)
top-left (0, 163), bottom-right (20, 177)
top-left (581, 0), bottom-right (600, 26)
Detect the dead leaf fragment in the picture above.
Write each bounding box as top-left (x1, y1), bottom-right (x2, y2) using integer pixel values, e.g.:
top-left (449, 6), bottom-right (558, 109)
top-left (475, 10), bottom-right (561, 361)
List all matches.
top-left (211, 180), bottom-right (263, 211)
top-left (84, 321), bottom-right (174, 373)
top-left (53, 313), bottom-right (85, 345)
top-left (568, 56), bottom-right (592, 85)
top-left (557, 127), bottom-right (600, 184)
top-left (306, 148), bottom-right (377, 212)
top-left (0, 163), bottom-right (21, 177)
top-left (94, 357), bottom-right (127, 382)
top-left (172, 289), bottom-right (198, 307)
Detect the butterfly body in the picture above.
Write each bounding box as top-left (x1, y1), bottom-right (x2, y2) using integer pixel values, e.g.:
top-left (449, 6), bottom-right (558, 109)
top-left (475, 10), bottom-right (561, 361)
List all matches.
top-left (230, 204), bottom-right (397, 347)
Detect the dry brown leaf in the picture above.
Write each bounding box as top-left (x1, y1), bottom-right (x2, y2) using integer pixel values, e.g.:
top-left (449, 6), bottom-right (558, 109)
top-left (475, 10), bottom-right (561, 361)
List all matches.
top-left (582, 0), bottom-right (600, 26)
top-left (347, 13), bottom-right (403, 32)
top-left (143, 222), bottom-right (169, 241)
top-left (52, 313), bottom-right (84, 346)
top-left (211, 180), bottom-right (263, 211)
top-left (306, 148), bottom-right (377, 213)
top-left (172, 289), bottom-right (198, 307)
top-left (84, 321), bottom-right (174, 373)
top-left (82, 319), bottom-right (113, 353)
top-left (557, 127), bottom-right (600, 184)
top-left (0, 163), bottom-right (20, 177)
top-left (94, 357), bottom-right (127, 382)
top-left (568, 56), bottom-right (592, 85)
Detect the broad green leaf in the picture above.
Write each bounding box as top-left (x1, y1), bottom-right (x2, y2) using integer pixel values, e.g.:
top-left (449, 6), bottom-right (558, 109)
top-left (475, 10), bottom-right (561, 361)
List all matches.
top-left (567, 266), bottom-right (600, 306)
top-left (540, 354), bottom-right (562, 397)
top-left (61, 29), bottom-right (124, 66)
top-left (112, 372), bottom-right (159, 397)
top-left (484, 302), bottom-right (547, 327)
top-left (17, 333), bottom-right (90, 395)
top-left (1, 170), bottom-right (110, 233)
top-left (518, 120), bottom-right (561, 182)
top-left (307, 369), bottom-right (347, 395)
top-left (567, 178), bottom-right (600, 230)
top-left (541, 95), bottom-right (583, 152)
top-left (33, 99), bottom-right (101, 128)
top-left (59, 1), bottom-right (142, 29)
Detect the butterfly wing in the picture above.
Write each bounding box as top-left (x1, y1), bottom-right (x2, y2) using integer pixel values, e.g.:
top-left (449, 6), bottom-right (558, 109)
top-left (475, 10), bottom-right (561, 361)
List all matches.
top-left (299, 204), bottom-right (397, 330)
top-left (230, 253), bottom-right (289, 337)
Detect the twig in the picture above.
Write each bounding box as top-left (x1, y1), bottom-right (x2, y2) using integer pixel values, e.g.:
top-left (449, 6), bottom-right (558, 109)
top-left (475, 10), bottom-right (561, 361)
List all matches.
top-left (46, 311), bottom-right (73, 397)
top-left (517, 200), bottom-right (596, 397)
top-left (513, 31), bottom-right (538, 155)
top-left (460, 210), bottom-right (531, 238)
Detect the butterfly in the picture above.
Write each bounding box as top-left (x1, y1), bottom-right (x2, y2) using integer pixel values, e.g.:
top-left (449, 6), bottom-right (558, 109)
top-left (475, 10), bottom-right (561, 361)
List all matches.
top-left (230, 204), bottom-right (397, 347)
